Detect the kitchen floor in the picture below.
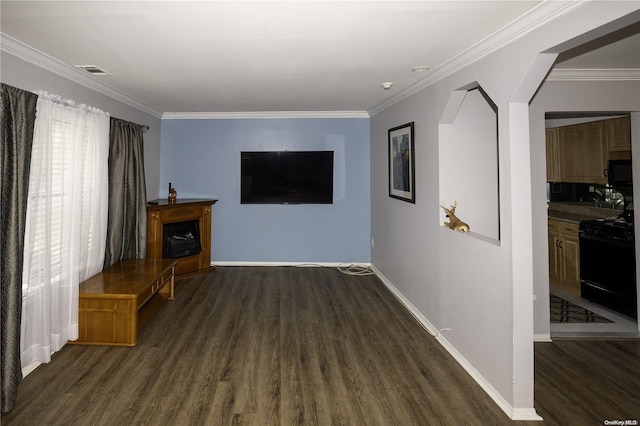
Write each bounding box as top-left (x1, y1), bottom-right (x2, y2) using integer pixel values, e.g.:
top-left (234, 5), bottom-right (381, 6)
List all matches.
top-left (550, 284), bottom-right (640, 339)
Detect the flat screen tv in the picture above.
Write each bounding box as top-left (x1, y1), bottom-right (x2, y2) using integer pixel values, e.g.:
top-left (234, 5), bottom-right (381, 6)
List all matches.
top-left (241, 151), bottom-right (334, 204)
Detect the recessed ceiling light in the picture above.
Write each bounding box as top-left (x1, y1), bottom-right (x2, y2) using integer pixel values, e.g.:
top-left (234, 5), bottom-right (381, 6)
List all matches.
top-left (412, 66), bottom-right (429, 73)
top-left (381, 82), bottom-right (393, 90)
top-left (74, 65), bottom-right (110, 75)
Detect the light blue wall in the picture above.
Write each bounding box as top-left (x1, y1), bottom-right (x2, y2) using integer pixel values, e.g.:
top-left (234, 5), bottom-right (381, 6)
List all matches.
top-left (160, 118), bottom-right (371, 263)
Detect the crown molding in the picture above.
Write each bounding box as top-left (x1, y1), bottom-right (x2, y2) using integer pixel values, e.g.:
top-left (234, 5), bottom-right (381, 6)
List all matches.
top-left (547, 68), bottom-right (640, 81)
top-left (368, 0), bottom-right (588, 116)
top-left (1, 32), bottom-right (369, 120)
top-left (162, 111), bottom-right (370, 119)
top-left (1, 33), bottom-right (163, 118)
top-left (1, 0), bottom-right (604, 120)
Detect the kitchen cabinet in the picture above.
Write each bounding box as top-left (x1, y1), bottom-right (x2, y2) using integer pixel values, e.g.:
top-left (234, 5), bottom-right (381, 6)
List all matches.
top-left (546, 116), bottom-right (632, 184)
top-left (546, 128), bottom-right (560, 182)
top-left (548, 219), bottom-right (581, 295)
top-left (607, 116), bottom-right (631, 152)
top-left (557, 120), bottom-right (608, 184)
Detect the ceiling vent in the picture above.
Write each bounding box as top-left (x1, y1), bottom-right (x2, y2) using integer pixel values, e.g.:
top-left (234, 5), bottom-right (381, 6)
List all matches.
top-left (74, 65), bottom-right (110, 75)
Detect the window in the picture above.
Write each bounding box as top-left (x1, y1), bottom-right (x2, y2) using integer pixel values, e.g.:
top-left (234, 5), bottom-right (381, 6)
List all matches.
top-left (20, 92), bottom-right (109, 368)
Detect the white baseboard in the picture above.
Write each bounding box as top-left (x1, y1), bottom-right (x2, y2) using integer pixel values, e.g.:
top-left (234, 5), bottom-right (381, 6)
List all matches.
top-left (22, 360), bottom-right (41, 377)
top-left (211, 261), bottom-right (372, 268)
top-left (534, 333), bottom-right (552, 342)
top-left (369, 265), bottom-right (439, 336)
top-left (511, 408), bottom-right (545, 421)
top-left (370, 264), bottom-right (543, 422)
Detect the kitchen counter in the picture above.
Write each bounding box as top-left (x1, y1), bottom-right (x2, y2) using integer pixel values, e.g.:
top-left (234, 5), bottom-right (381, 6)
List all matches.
top-left (548, 211), bottom-right (599, 224)
top-left (548, 202), bottom-right (621, 224)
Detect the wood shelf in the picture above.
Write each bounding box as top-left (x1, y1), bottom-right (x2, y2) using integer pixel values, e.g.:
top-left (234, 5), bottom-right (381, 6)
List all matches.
top-left (147, 198), bottom-right (217, 278)
top-left (73, 259), bottom-right (177, 346)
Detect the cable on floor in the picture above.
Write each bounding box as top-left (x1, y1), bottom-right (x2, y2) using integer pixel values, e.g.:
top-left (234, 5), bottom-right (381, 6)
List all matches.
top-left (295, 263), bottom-right (375, 276)
top-left (336, 263), bottom-right (375, 276)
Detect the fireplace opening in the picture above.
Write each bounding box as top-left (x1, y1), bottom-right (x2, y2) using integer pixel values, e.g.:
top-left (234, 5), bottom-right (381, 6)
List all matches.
top-left (163, 220), bottom-right (202, 259)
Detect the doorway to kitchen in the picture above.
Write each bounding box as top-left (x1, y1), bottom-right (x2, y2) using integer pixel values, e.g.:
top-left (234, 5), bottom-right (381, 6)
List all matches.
top-left (544, 112), bottom-right (639, 339)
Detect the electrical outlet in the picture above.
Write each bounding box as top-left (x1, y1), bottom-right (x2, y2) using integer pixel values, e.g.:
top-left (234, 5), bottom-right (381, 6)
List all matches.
top-left (371, 238), bottom-right (375, 248)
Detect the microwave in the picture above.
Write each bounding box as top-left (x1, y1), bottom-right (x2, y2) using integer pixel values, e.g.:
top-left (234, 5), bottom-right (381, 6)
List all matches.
top-left (608, 159), bottom-right (633, 187)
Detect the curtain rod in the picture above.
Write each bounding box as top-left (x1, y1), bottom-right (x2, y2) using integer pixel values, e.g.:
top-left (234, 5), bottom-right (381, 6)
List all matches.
top-left (112, 116), bottom-right (150, 133)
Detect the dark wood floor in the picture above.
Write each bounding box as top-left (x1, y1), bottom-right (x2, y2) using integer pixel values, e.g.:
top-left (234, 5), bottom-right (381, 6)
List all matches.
top-left (2, 266), bottom-right (639, 425)
top-left (534, 339), bottom-right (639, 423)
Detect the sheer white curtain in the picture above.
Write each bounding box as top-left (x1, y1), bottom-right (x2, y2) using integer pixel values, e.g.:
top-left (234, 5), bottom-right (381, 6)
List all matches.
top-left (21, 92), bottom-right (109, 369)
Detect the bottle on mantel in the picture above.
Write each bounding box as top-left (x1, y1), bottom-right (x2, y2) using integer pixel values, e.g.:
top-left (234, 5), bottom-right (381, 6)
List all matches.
top-left (168, 182), bottom-right (177, 204)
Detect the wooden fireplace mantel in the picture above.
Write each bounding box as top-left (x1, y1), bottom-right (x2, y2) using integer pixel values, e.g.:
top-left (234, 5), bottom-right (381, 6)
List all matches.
top-left (147, 198), bottom-right (217, 278)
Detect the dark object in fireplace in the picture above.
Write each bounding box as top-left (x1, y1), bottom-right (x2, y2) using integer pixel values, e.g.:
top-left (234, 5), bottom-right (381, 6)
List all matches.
top-left (163, 220), bottom-right (202, 259)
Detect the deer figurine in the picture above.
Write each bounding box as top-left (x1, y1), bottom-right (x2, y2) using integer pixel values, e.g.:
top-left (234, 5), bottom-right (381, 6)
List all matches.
top-left (439, 201), bottom-right (470, 232)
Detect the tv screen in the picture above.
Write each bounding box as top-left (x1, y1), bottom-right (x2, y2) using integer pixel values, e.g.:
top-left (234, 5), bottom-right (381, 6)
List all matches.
top-left (241, 151), bottom-right (334, 204)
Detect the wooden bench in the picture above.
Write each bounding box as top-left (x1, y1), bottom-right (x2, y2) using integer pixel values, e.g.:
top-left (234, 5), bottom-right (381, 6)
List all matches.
top-left (72, 259), bottom-right (177, 347)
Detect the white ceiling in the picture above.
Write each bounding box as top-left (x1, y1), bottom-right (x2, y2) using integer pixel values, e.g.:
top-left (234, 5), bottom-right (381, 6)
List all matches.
top-left (555, 31), bottom-right (640, 69)
top-left (1, 1), bottom-right (638, 117)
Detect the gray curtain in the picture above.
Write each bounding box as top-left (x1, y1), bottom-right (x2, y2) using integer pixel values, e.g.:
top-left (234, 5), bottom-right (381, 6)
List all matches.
top-left (1, 84), bottom-right (38, 412)
top-left (103, 117), bottom-right (148, 268)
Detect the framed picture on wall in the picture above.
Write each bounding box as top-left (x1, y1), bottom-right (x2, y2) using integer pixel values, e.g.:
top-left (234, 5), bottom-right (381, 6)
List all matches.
top-left (388, 122), bottom-right (415, 203)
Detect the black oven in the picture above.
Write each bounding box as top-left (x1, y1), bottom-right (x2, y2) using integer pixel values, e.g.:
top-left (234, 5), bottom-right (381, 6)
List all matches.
top-left (579, 216), bottom-right (637, 319)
